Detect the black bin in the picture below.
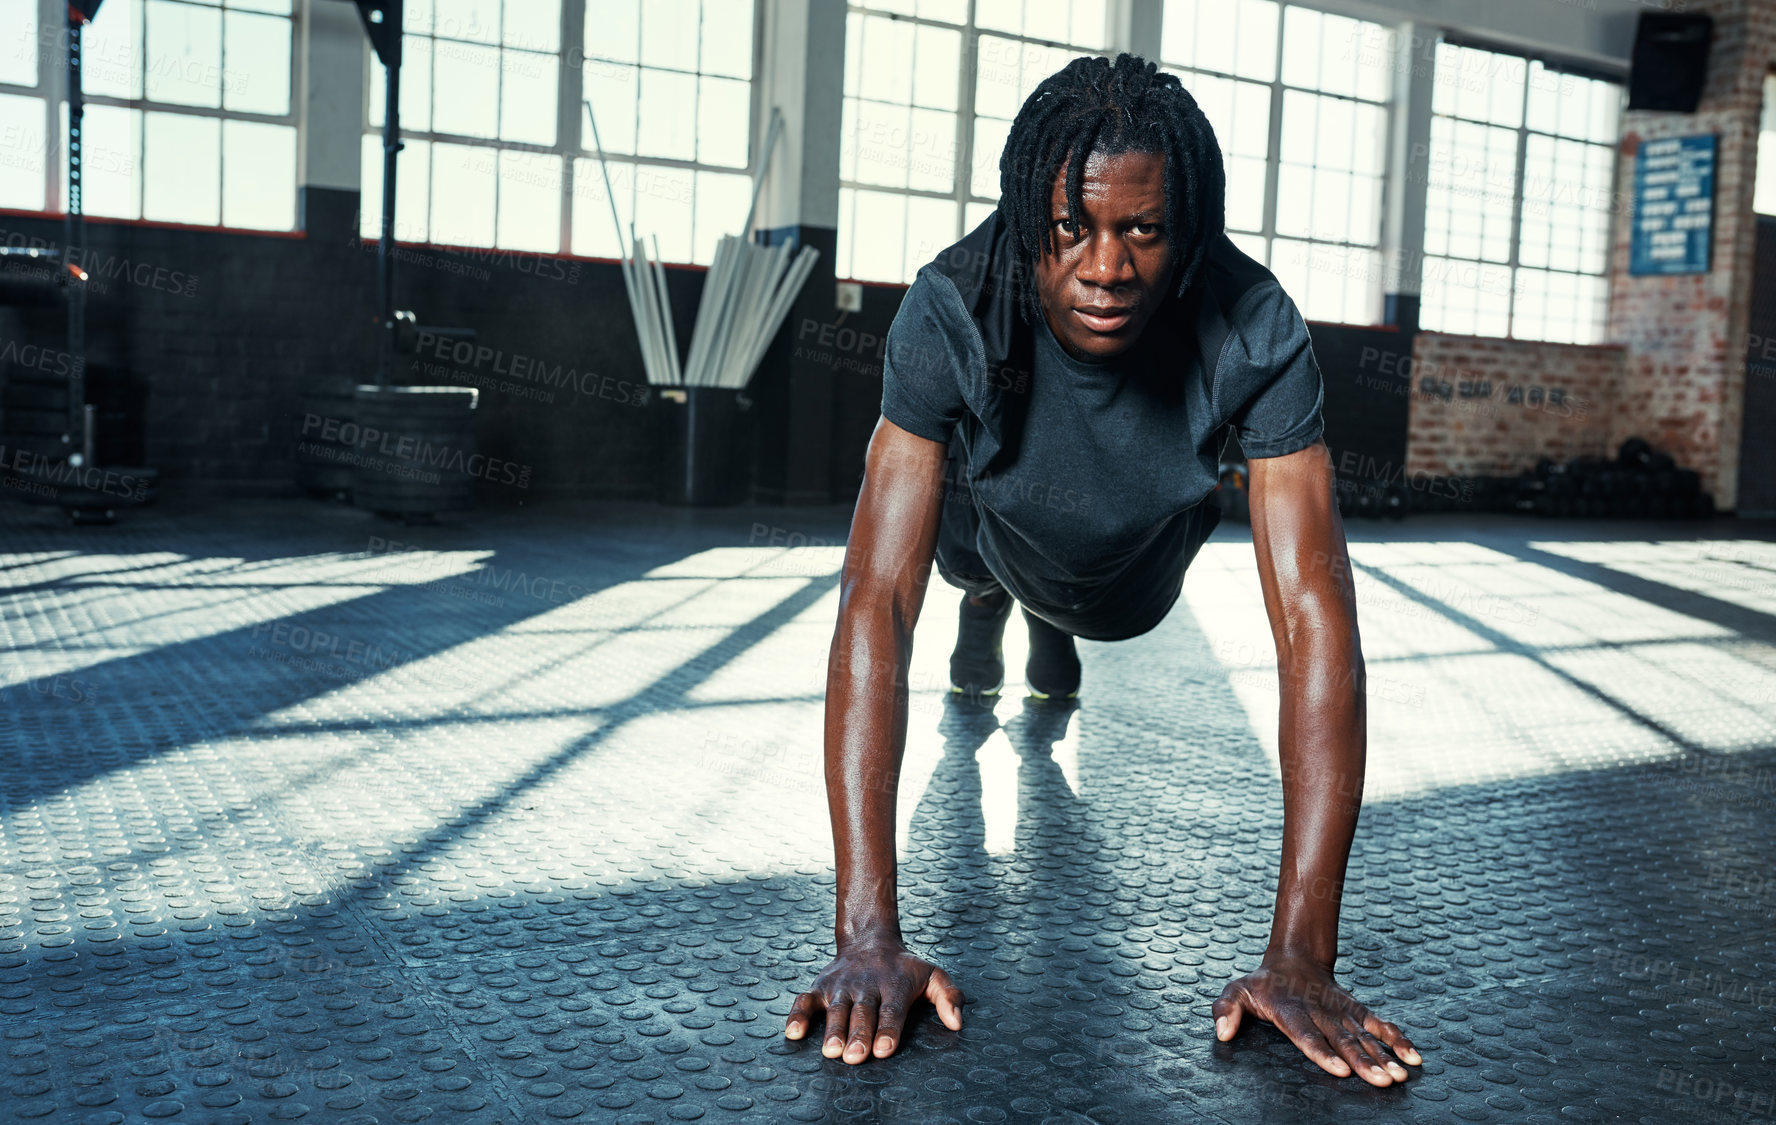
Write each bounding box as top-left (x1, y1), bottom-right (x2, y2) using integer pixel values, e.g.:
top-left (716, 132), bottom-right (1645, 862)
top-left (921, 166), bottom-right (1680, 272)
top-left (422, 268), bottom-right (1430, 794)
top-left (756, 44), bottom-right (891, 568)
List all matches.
top-left (657, 386), bottom-right (752, 506)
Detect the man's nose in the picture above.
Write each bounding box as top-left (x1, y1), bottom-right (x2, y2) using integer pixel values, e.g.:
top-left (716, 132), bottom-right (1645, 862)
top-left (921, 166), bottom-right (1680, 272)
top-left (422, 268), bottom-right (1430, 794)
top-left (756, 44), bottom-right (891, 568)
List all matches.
top-left (1076, 234), bottom-right (1135, 287)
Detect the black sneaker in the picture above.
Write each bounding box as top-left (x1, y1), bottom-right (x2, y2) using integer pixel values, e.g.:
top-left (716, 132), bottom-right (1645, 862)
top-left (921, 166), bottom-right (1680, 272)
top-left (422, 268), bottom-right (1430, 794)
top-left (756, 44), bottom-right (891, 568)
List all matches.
top-left (950, 589), bottom-right (1013, 696)
top-left (1023, 607), bottom-right (1081, 699)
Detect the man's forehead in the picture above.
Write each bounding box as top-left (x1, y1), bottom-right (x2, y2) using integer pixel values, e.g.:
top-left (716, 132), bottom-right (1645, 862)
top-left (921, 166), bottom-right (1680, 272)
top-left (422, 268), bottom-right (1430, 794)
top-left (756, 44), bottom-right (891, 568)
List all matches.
top-left (1047, 152), bottom-right (1166, 200)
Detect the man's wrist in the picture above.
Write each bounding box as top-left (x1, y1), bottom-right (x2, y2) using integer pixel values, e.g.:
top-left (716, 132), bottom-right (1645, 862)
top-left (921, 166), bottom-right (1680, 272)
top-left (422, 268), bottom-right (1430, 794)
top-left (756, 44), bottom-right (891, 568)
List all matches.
top-left (1262, 944), bottom-right (1337, 973)
top-left (836, 924), bottom-right (905, 953)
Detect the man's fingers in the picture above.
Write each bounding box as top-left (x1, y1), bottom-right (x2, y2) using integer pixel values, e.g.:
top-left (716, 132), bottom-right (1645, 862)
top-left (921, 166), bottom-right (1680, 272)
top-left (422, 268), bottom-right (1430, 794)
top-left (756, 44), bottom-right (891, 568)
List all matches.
top-left (784, 991), bottom-right (821, 1041)
top-left (872, 1000), bottom-right (908, 1058)
top-left (1211, 987), bottom-right (1246, 1041)
top-left (1348, 1019), bottom-right (1410, 1082)
top-left (1325, 1018), bottom-right (1393, 1087)
top-left (925, 968), bottom-right (965, 1031)
top-left (822, 998), bottom-right (853, 1059)
top-left (844, 999), bottom-right (879, 1064)
top-left (1271, 1005), bottom-right (1350, 1077)
top-left (1363, 1012), bottom-right (1422, 1066)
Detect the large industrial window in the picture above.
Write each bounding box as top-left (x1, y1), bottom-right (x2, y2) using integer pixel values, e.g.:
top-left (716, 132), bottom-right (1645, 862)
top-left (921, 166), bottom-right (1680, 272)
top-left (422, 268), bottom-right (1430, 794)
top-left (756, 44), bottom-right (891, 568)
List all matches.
top-left (837, 0), bottom-right (1109, 285)
top-left (0, 0), bottom-right (297, 230)
top-left (0, 0), bottom-right (46, 212)
top-left (363, 0), bottom-right (759, 264)
top-left (1756, 72), bottom-right (1776, 216)
top-left (1419, 41), bottom-right (1621, 344)
top-left (1162, 0), bottom-right (1392, 326)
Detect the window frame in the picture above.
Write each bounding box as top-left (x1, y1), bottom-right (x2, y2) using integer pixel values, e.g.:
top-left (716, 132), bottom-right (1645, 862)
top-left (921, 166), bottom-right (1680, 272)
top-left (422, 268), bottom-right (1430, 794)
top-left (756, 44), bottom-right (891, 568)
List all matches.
top-left (1160, 1), bottom-right (1397, 327)
top-left (0, 0), bottom-right (301, 231)
top-left (837, 0), bottom-right (1115, 285)
top-left (363, 0), bottom-right (767, 262)
top-left (1420, 33), bottom-right (1624, 343)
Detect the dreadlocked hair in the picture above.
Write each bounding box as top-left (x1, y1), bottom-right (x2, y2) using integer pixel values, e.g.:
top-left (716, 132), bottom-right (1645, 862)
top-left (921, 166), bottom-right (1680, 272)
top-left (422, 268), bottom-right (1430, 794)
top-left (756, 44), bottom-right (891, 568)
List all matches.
top-left (997, 52), bottom-right (1226, 327)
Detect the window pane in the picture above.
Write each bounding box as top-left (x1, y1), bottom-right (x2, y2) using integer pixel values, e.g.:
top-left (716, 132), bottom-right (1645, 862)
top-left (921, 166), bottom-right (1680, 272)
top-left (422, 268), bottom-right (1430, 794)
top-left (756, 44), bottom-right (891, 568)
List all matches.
top-left (231, 0), bottom-right (292, 14)
top-left (504, 0), bottom-right (559, 52)
top-left (700, 0), bottom-right (753, 80)
top-left (496, 149), bottom-right (560, 251)
top-left (697, 75), bottom-right (748, 168)
top-left (67, 104), bottom-right (140, 219)
top-left (971, 115), bottom-right (1008, 198)
top-left (912, 23), bottom-right (961, 111)
top-left (433, 0), bottom-right (498, 45)
top-left (636, 68), bottom-right (695, 159)
top-left (965, 200), bottom-right (996, 233)
top-left (429, 141), bottom-right (495, 245)
top-left (1194, 0), bottom-right (1236, 76)
top-left (1234, 0), bottom-right (1277, 83)
top-left (1069, 0), bottom-right (1106, 49)
top-left (851, 188), bottom-right (905, 282)
top-left (852, 100), bottom-right (909, 188)
top-left (145, 0), bottom-right (223, 107)
top-left (432, 40), bottom-right (499, 137)
top-left (0, 0), bottom-right (38, 86)
top-left (1226, 155), bottom-right (1265, 232)
top-left (583, 62), bottom-right (637, 154)
top-left (640, 0), bottom-right (696, 70)
top-left (585, 0), bottom-right (638, 65)
top-left (571, 154), bottom-right (634, 258)
top-left (365, 138), bottom-right (425, 243)
top-left (406, 0), bottom-right (435, 34)
top-left (902, 194), bottom-right (953, 279)
top-left (633, 163), bottom-right (691, 262)
top-left (907, 107), bottom-right (955, 192)
top-left (692, 168), bottom-right (750, 265)
top-left (1022, 0), bottom-right (1067, 44)
top-left (1227, 230), bottom-right (1266, 264)
top-left (974, 0), bottom-right (1018, 36)
top-left (85, 0), bottom-right (142, 99)
top-left (144, 111), bottom-right (219, 224)
top-left (499, 50), bottom-right (559, 145)
top-left (974, 36), bottom-right (1022, 120)
top-left (370, 36), bottom-right (433, 131)
top-left (859, 14), bottom-right (913, 105)
top-left (1280, 7), bottom-right (1319, 91)
top-left (222, 119), bottom-right (294, 229)
top-left (0, 94), bottom-right (45, 209)
top-left (223, 11), bottom-right (290, 115)
top-left (1315, 14), bottom-right (1358, 98)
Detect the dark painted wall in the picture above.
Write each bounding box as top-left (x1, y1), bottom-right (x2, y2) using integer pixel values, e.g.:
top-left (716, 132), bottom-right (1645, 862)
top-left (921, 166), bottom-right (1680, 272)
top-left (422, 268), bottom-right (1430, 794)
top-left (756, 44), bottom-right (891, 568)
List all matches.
top-left (0, 192), bottom-right (1408, 509)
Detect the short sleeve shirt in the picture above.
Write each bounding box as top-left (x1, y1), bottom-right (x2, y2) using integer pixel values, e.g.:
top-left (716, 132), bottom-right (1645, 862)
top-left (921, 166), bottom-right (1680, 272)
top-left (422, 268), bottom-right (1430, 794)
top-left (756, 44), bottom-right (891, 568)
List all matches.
top-left (879, 262), bottom-right (1324, 633)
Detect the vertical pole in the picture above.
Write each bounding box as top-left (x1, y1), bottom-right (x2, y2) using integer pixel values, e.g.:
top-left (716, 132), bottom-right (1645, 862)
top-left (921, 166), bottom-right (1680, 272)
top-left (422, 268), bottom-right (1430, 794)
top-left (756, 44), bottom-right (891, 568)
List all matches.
top-left (66, 8), bottom-right (88, 462)
top-left (376, 0), bottom-right (403, 386)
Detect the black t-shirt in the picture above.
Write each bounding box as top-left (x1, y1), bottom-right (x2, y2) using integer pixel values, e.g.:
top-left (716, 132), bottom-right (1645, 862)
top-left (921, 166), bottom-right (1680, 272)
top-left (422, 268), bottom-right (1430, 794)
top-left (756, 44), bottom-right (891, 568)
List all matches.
top-left (881, 260), bottom-right (1325, 638)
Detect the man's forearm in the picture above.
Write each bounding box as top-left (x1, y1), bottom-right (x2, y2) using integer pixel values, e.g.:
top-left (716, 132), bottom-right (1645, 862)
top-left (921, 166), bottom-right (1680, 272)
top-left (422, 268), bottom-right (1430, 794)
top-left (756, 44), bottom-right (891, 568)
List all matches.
top-left (825, 596), bottom-right (915, 948)
top-left (1268, 637), bottom-right (1366, 969)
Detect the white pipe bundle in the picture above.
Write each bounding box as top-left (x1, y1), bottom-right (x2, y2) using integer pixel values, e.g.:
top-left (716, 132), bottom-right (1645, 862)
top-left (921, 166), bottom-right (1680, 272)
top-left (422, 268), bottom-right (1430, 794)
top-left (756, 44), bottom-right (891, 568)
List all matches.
top-left (585, 100), bottom-right (682, 385)
top-left (584, 100), bottom-right (818, 389)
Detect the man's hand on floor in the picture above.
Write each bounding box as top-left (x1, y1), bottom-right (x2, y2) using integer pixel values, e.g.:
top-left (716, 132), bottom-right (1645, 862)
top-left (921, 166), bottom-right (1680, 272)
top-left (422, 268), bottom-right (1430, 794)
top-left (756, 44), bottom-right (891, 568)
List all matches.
top-left (1212, 953), bottom-right (1422, 1086)
top-left (784, 941), bottom-right (964, 1063)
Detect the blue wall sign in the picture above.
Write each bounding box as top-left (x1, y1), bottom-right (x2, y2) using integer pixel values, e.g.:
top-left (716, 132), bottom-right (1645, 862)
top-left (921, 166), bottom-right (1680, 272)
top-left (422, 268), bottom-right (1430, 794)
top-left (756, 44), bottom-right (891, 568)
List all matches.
top-left (1630, 134), bottom-right (1716, 276)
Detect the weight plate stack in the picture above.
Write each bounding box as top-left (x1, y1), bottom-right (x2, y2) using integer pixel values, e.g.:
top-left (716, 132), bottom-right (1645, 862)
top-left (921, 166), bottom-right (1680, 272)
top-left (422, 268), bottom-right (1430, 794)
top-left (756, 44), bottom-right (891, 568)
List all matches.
top-left (350, 385), bottom-right (480, 519)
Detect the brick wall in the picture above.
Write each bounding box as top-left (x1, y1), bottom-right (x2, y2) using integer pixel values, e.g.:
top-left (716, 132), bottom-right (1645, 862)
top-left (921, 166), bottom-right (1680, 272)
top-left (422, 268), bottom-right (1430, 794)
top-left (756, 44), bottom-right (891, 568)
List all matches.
top-left (1405, 333), bottom-right (1627, 478)
top-left (1606, 0), bottom-right (1776, 510)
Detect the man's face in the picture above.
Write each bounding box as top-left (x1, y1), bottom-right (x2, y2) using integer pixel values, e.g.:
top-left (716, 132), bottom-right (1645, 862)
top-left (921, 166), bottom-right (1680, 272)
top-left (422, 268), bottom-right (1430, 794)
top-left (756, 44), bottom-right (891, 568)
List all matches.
top-left (1033, 148), bottom-right (1175, 362)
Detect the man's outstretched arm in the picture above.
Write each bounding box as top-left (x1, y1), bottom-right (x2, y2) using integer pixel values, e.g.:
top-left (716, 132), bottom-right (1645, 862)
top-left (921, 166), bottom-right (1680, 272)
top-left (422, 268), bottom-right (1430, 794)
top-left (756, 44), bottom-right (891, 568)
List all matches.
top-left (783, 415), bottom-right (966, 1064)
top-left (1212, 440), bottom-right (1422, 1086)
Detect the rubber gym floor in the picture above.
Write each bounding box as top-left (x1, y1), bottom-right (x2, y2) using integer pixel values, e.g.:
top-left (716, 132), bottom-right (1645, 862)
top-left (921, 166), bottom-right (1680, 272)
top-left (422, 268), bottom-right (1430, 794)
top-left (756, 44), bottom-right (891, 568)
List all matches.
top-left (2, 497), bottom-right (1773, 1125)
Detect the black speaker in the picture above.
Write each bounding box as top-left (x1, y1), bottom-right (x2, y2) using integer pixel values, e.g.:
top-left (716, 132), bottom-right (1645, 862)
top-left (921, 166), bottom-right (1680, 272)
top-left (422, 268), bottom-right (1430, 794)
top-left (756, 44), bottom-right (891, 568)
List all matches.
top-left (1628, 13), bottom-right (1713, 112)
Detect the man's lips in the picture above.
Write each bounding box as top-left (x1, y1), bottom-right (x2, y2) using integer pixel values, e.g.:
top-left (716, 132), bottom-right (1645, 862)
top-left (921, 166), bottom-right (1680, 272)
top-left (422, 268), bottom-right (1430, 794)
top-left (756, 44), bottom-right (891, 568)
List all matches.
top-left (1073, 306), bottom-right (1134, 332)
